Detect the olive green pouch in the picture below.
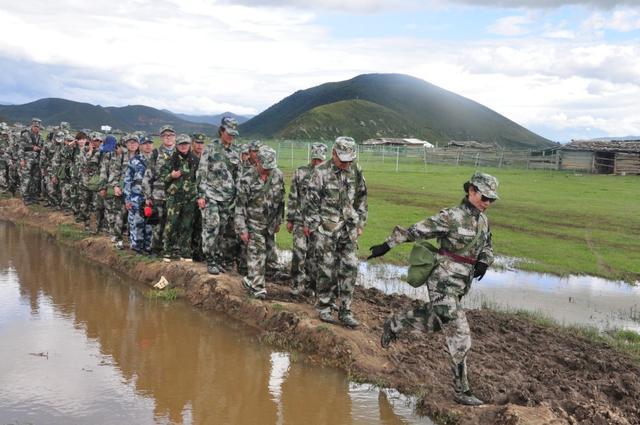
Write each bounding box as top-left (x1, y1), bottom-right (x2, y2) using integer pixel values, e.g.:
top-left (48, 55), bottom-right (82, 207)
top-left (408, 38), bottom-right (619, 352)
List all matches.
top-left (406, 240), bottom-right (439, 288)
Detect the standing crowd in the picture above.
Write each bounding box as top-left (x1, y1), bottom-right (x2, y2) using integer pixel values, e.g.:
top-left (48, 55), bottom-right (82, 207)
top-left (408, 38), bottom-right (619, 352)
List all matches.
top-left (0, 116), bottom-right (500, 406)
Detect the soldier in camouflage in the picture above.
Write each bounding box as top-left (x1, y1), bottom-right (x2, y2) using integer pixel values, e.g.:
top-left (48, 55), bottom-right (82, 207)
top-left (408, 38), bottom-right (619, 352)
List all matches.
top-left (6, 126), bottom-right (21, 196)
top-left (287, 142), bottom-right (327, 296)
top-left (0, 123), bottom-right (10, 193)
top-left (70, 132), bottom-right (89, 220)
top-left (41, 130), bottom-right (64, 207)
top-left (17, 118), bottom-right (44, 205)
top-left (143, 125), bottom-right (176, 255)
top-left (124, 136), bottom-right (154, 254)
top-left (161, 134), bottom-right (198, 261)
top-left (304, 137), bottom-right (368, 328)
top-left (78, 133), bottom-right (104, 232)
top-left (190, 134), bottom-right (206, 262)
top-left (235, 146), bottom-right (285, 299)
top-left (196, 117), bottom-right (241, 275)
top-left (368, 171), bottom-right (498, 406)
top-left (51, 133), bottom-right (77, 213)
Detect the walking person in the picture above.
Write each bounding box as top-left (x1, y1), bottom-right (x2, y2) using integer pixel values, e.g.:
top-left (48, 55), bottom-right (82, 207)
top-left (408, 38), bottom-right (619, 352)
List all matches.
top-left (368, 171), bottom-right (499, 406)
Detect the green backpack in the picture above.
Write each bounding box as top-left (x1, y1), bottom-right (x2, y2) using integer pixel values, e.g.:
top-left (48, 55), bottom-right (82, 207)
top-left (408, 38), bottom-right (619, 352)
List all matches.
top-left (86, 174), bottom-right (102, 192)
top-left (406, 219), bottom-right (484, 288)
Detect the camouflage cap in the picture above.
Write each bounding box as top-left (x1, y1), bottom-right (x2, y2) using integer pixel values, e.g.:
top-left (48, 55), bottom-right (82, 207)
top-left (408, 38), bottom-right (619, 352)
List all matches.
top-left (176, 133), bottom-right (191, 145)
top-left (239, 143), bottom-right (250, 154)
top-left (257, 146), bottom-right (277, 169)
top-left (191, 133), bottom-right (206, 144)
top-left (139, 135), bottom-right (153, 145)
top-left (64, 134), bottom-right (75, 142)
top-left (310, 142), bottom-right (328, 160)
top-left (470, 171), bottom-right (499, 200)
top-left (54, 130), bottom-right (66, 141)
top-left (159, 124), bottom-right (175, 135)
top-left (333, 136), bottom-right (357, 162)
top-left (221, 117), bottom-right (239, 136)
top-left (124, 133), bottom-right (140, 143)
top-left (31, 118), bottom-right (42, 128)
top-left (249, 140), bottom-right (263, 151)
top-left (0, 122), bottom-right (8, 132)
top-left (90, 131), bottom-right (104, 142)
top-left (60, 121), bottom-right (70, 130)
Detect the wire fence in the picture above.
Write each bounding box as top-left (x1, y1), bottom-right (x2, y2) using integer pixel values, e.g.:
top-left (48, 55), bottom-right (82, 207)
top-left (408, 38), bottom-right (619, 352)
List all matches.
top-left (267, 140), bottom-right (561, 173)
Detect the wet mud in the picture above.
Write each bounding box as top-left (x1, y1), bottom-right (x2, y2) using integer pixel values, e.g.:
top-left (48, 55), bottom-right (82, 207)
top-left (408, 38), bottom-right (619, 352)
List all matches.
top-left (1, 198), bottom-right (638, 425)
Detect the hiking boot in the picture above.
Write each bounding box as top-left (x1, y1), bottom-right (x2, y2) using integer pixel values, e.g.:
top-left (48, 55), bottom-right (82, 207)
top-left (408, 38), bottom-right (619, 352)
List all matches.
top-left (207, 264), bottom-right (220, 275)
top-left (318, 309), bottom-right (334, 323)
top-left (381, 318), bottom-right (398, 348)
top-left (454, 391), bottom-right (484, 406)
top-left (338, 312), bottom-right (359, 329)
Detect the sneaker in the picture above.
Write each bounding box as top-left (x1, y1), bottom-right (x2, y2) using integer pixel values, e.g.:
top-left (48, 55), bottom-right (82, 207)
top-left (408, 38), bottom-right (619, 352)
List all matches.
top-left (110, 236), bottom-right (117, 243)
top-left (380, 318), bottom-right (398, 348)
top-left (338, 313), bottom-right (359, 329)
top-left (180, 257), bottom-right (193, 263)
top-left (162, 256), bottom-right (172, 263)
top-left (291, 285), bottom-right (303, 296)
top-left (115, 240), bottom-right (124, 250)
top-left (454, 391), bottom-right (484, 406)
top-left (207, 264), bottom-right (220, 275)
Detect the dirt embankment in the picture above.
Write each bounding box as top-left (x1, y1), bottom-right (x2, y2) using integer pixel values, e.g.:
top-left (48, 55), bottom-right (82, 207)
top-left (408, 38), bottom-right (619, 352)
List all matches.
top-left (1, 198), bottom-right (638, 425)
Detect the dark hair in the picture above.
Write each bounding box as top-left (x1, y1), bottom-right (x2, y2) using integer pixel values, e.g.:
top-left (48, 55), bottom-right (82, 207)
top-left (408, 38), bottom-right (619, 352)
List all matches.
top-left (463, 181), bottom-right (472, 193)
top-left (218, 126), bottom-right (225, 137)
top-left (75, 131), bottom-right (88, 140)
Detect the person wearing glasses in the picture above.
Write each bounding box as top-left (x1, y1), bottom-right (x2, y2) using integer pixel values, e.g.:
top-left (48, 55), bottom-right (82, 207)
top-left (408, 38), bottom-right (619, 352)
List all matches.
top-left (367, 171), bottom-right (499, 407)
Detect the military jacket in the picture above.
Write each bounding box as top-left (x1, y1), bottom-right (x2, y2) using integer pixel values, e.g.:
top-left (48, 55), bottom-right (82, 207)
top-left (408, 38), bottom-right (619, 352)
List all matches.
top-left (304, 161), bottom-right (368, 235)
top-left (40, 138), bottom-right (61, 175)
top-left (235, 167), bottom-right (285, 234)
top-left (196, 139), bottom-right (240, 203)
top-left (70, 146), bottom-right (86, 181)
top-left (51, 143), bottom-right (76, 181)
top-left (124, 152), bottom-right (151, 206)
top-left (80, 148), bottom-right (103, 189)
top-left (161, 151), bottom-right (198, 201)
top-left (386, 198), bottom-right (494, 294)
top-left (17, 130), bottom-right (42, 161)
top-left (0, 133), bottom-right (9, 165)
top-left (287, 163), bottom-right (316, 224)
top-left (142, 145), bottom-right (175, 202)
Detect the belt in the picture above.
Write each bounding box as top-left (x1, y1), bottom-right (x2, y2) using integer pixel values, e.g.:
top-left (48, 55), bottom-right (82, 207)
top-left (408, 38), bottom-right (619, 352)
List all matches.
top-left (438, 249), bottom-right (477, 265)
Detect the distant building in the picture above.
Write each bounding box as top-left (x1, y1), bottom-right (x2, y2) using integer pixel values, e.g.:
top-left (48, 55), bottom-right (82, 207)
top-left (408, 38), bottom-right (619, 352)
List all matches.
top-left (446, 140), bottom-right (499, 150)
top-left (559, 140), bottom-right (640, 175)
top-left (362, 137), bottom-right (434, 148)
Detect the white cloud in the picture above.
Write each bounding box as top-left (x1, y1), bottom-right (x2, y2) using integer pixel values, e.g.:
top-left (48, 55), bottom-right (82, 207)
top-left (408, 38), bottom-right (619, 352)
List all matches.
top-left (583, 8), bottom-right (640, 32)
top-left (488, 15), bottom-right (533, 36)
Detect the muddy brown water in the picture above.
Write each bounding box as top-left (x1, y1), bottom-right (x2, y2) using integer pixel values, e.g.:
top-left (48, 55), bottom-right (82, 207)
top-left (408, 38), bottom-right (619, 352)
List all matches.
top-left (0, 222), bottom-right (433, 425)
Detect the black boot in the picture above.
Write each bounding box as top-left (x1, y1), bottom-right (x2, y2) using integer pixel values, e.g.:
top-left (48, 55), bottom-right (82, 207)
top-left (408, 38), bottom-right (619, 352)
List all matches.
top-left (452, 361), bottom-right (484, 406)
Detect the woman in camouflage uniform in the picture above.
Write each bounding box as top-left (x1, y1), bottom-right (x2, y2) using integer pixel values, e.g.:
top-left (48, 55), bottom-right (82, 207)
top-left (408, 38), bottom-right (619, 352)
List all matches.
top-left (368, 171), bottom-right (499, 406)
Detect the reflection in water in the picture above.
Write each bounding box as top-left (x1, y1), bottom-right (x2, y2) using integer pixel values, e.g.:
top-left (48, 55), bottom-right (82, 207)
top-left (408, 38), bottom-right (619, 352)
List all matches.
top-left (358, 258), bottom-right (640, 332)
top-left (0, 222), bottom-right (432, 424)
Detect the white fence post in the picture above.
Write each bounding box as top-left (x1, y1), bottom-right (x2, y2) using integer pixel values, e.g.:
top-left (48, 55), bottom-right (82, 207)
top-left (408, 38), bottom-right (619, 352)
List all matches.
top-left (395, 146), bottom-right (400, 172)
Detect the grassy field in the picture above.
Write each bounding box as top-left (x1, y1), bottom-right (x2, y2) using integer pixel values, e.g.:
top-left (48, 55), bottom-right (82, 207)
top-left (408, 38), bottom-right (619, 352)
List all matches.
top-left (261, 141), bottom-right (639, 283)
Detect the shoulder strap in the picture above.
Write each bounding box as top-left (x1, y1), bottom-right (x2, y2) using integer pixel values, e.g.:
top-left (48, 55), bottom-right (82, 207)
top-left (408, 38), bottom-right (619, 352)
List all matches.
top-left (454, 215), bottom-right (485, 256)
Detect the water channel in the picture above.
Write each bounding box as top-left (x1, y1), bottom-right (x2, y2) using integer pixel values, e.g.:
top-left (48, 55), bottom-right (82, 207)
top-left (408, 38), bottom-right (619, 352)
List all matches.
top-left (0, 222), bottom-right (432, 425)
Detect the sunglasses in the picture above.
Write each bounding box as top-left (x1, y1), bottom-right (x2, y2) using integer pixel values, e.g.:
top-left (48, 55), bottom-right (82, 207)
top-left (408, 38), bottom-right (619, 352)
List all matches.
top-left (481, 195), bottom-right (496, 203)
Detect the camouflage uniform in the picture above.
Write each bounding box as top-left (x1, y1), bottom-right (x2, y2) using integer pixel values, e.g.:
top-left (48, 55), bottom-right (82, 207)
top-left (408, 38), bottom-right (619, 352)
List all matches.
top-left (101, 143), bottom-right (133, 245)
top-left (70, 143), bottom-right (86, 218)
top-left (190, 134), bottom-right (206, 262)
top-left (162, 135), bottom-right (198, 259)
top-left (17, 119), bottom-right (44, 203)
top-left (142, 132), bottom-right (175, 255)
top-left (0, 124), bottom-right (10, 192)
top-left (380, 172), bottom-right (498, 406)
top-left (78, 141), bottom-right (104, 230)
top-left (124, 145), bottom-right (153, 253)
top-left (51, 134), bottom-right (77, 212)
top-left (40, 130), bottom-right (64, 207)
top-left (304, 137), bottom-right (367, 326)
top-left (7, 129), bottom-right (21, 195)
top-left (287, 143), bottom-right (327, 293)
top-left (196, 119), bottom-right (240, 272)
top-left (235, 147), bottom-right (285, 298)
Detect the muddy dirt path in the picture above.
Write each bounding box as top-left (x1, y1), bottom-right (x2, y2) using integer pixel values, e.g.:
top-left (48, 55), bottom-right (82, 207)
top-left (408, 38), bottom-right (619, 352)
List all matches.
top-left (1, 198), bottom-right (638, 425)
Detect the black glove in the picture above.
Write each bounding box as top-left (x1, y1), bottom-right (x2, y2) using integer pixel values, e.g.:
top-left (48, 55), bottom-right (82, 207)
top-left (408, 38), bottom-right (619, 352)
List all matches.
top-left (368, 242), bottom-right (391, 260)
top-left (473, 262), bottom-right (488, 280)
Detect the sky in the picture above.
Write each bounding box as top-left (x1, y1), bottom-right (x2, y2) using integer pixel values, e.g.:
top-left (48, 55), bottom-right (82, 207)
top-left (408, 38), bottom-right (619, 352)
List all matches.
top-left (0, 0), bottom-right (639, 141)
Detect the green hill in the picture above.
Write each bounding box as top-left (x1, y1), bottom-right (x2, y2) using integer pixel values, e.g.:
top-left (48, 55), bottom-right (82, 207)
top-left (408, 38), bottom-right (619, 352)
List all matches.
top-left (278, 99), bottom-right (421, 141)
top-left (242, 73), bottom-right (553, 149)
top-left (0, 98), bottom-right (216, 134)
